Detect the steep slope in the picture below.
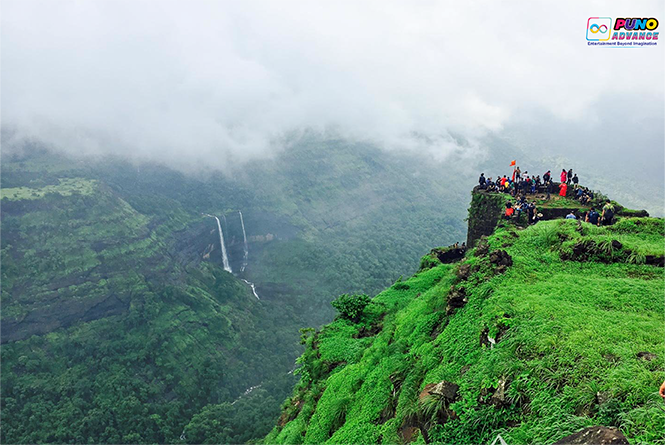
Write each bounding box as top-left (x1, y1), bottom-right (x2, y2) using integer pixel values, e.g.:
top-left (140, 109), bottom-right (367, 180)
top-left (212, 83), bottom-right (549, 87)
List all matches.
top-left (267, 195), bottom-right (664, 444)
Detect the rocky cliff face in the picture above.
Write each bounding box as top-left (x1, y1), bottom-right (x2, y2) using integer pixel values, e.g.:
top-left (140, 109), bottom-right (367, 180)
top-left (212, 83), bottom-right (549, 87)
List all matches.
top-left (465, 186), bottom-right (650, 249)
top-left (465, 189), bottom-right (507, 247)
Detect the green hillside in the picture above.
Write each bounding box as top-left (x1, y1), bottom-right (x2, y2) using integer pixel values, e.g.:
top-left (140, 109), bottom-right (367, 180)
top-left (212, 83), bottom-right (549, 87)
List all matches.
top-left (0, 138), bottom-right (467, 443)
top-left (266, 195), bottom-right (665, 444)
top-left (0, 172), bottom-right (300, 443)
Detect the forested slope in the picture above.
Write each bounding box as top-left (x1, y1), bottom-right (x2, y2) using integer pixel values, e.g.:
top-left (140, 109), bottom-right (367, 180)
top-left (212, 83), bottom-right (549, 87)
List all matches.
top-left (0, 137), bottom-right (468, 443)
top-left (1, 169), bottom-right (300, 443)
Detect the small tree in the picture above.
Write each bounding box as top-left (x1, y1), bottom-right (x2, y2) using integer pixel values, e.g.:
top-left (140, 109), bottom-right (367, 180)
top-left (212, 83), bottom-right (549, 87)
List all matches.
top-left (331, 294), bottom-right (371, 322)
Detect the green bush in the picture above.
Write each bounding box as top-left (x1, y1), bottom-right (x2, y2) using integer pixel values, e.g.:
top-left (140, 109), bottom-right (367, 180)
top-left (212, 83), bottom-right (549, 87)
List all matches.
top-left (331, 294), bottom-right (372, 322)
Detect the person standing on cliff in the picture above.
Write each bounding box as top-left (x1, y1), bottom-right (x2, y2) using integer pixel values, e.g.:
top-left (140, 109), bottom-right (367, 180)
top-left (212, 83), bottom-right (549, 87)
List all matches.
top-left (479, 173), bottom-right (486, 189)
top-left (543, 170), bottom-right (551, 183)
top-left (572, 174), bottom-right (579, 188)
top-left (527, 202), bottom-right (536, 224)
top-left (567, 168), bottom-right (573, 184)
top-left (559, 181), bottom-right (568, 197)
top-left (560, 169), bottom-right (567, 183)
top-left (546, 180), bottom-right (553, 200)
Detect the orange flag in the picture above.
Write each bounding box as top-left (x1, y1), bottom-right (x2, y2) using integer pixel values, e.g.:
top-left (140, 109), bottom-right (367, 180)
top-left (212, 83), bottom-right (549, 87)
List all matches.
top-left (510, 160), bottom-right (516, 166)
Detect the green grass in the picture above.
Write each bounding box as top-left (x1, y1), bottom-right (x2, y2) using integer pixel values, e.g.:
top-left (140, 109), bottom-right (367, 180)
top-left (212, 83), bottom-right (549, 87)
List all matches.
top-left (268, 217), bottom-right (665, 444)
top-left (1, 178), bottom-right (97, 200)
top-left (535, 195), bottom-right (587, 209)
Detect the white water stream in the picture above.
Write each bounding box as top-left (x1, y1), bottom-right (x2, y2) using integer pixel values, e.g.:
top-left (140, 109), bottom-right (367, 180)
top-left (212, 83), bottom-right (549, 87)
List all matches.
top-left (205, 213), bottom-right (259, 300)
top-left (206, 214), bottom-right (232, 273)
top-left (238, 210), bottom-right (249, 272)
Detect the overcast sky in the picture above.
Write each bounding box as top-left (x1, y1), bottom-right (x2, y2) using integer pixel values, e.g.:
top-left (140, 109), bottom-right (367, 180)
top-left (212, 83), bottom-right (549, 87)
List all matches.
top-left (2, 0), bottom-right (663, 173)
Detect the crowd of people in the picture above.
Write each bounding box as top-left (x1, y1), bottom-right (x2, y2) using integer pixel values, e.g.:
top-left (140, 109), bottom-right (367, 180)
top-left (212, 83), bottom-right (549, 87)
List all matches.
top-left (503, 195), bottom-right (542, 225)
top-left (479, 163), bottom-right (661, 401)
top-left (478, 167), bottom-right (579, 199)
top-left (478, 165), bottom-right (617, 226)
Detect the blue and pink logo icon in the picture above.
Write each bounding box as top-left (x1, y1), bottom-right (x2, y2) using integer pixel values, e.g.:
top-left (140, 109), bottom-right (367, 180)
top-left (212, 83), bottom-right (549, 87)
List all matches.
top-left (587, 17), bottom-right (612, 41)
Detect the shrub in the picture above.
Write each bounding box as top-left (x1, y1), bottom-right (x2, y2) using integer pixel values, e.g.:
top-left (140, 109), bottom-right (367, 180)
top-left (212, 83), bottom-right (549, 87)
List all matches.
top-left (331, 294), bottom-right (372, 322)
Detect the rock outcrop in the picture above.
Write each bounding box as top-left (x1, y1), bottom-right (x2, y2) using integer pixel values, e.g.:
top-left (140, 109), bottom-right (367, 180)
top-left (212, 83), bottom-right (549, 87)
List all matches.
top-left (552, 426), bottom-right (629, 445)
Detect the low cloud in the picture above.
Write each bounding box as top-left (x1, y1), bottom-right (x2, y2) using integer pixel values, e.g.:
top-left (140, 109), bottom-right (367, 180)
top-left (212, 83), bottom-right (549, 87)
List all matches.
top-left (2, 0), bottom-right (663, 172)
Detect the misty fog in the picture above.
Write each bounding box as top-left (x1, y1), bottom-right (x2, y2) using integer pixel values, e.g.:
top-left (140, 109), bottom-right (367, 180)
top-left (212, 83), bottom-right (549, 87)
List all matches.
top-left (2, 0), bottom-right (663, 207)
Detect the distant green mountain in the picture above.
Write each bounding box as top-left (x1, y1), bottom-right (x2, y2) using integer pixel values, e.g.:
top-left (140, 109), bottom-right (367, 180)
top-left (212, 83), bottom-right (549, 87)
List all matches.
top-left (0, 136), bottom-right (467, 443)
top-left (266, 190), bottom-right (664, 444)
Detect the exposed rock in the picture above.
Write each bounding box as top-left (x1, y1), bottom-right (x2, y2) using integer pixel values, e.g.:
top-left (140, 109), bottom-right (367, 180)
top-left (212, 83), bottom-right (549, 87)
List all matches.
top-left (552, 426), bottom-right (629, 445)
top-left (539, 207), bottom-right (584, 221)
top-left (489, 249), bottom-right (513, 273)
top-left (645, 255), bottom-right (665, 267)
top-left (611, 240), bottom-right (623, 250)
top-left (572, 240), bottom-right (595, 260)
top-left (456, 263), bottom-right (472, 280)
top-left (422, 381), bottom-right (459, 402)
top-left (399, 426), bottom-right (419, 443)
top-left (456, 263), bottom-right (479, 281)
top-left (420, 383), bottom-right (438, 402)
top-left (490, 378), bottom-right (508, 406)
top-left (2, 293), bottom-right (130, 344)
top-left (467, 192), bottom-right (505, 248)
top-left (446, 286), bottom-right (468, 314)
top-left (636, 351), bottom-right (657, 361)
top-left (475, 238), bottom-right (490, 257)
top-left (431, 247), bottom-right (466, 264)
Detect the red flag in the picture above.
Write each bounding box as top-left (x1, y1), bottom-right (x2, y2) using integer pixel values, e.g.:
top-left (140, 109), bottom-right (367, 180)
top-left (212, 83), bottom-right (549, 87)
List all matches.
top-left (509, 160), bottom-right (516, 166)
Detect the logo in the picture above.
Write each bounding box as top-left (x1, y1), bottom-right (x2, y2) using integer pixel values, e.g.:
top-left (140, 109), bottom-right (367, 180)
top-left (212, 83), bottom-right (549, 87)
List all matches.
top-left (587, 17), bottom-right (659, 46)
top-left (587, 17), bottom-right (611, 41)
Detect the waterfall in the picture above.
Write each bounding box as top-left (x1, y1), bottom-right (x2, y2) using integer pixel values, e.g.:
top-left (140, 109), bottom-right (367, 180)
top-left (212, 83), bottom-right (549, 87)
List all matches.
top-left (204, 213), bottom-right (259, 300)
top-left (238, 210), bottom-right (249, 272)
top-left (206, 214), bottom-right (232, 273)
top-left (241, 279), bottom-right (260, 300)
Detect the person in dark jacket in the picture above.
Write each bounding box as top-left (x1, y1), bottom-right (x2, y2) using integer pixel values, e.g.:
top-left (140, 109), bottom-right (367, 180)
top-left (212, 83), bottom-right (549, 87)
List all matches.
top-left (586, 208), bottom-right (600, 225)
top-left (479, 173), bottom-right (486, 188)
top-left (567, 169), bottom-right (573, 184)
top-left (601, 200), bottom-right (615, 226)
top-left (543, 171), bottom-right (551, 183)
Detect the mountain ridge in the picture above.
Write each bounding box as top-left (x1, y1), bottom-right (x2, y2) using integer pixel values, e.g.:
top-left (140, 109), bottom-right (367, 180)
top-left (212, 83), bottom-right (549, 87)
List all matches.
top-left (265, 186), bottom-right (664, 444)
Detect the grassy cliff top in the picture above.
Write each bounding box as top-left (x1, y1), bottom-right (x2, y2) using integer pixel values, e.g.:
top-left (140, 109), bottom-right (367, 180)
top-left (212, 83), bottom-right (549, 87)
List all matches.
top-left (267, 216), bottom-right (665, 445)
